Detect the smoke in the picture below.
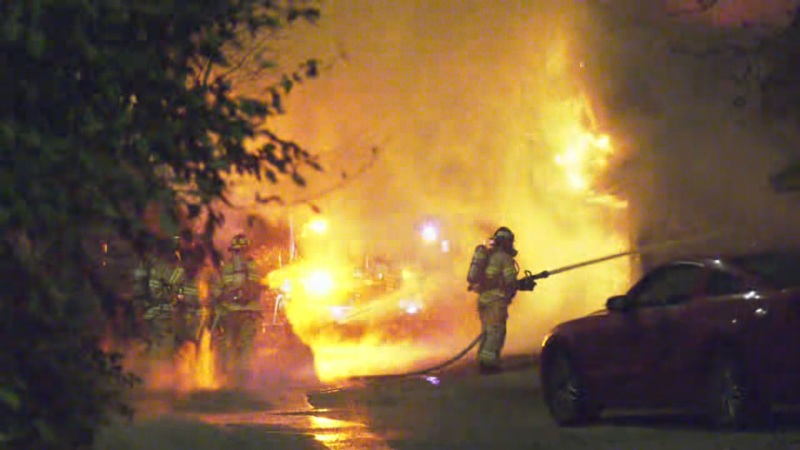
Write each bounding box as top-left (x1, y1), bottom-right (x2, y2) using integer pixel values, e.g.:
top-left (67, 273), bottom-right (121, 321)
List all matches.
top-left (576, 1), bottom-right (800, 272)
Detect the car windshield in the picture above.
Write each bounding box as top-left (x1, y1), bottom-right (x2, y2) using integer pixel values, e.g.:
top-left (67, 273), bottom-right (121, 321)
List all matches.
top-left (730, 253), bottom-right (800, 289)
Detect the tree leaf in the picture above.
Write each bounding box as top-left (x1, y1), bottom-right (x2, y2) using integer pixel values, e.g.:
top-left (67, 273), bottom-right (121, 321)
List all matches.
top-left (280, 75), bottom-right (292, 94)
top-left (0, 386), bottom-right (21, 411)
top-left (34, 419), bottom-right (57, 443)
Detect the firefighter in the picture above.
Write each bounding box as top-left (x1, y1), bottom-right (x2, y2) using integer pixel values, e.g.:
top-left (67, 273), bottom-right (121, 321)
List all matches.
top-left (171, 234), bottom-right (206, 349)
top-left (216, 233), bottom-right (264, 372)
top-left (476, 226), bottom-right (520, 374)
top-left (173, 277), bottom-right (203, 350)
top-left (132, 235), bottom-right (186, 360)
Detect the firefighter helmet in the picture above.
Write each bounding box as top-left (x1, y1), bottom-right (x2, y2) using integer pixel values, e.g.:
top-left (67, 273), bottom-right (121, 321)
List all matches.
top-left (492, 227), bottom-right (514, 244)
top-left (229, 233), bottom-right (251, 251)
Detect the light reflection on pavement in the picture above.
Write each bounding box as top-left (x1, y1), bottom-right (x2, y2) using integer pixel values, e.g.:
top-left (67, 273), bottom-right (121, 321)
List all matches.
top-left (94, 386), bottom-right (397, 450)
top-left (184, 406), bottom-right (395, 450)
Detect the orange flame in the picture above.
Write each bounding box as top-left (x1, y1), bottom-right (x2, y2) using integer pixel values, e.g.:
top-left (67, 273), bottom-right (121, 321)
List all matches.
top-left (176, 328), bottom-right (221, 391)
top-left (152, 275), bottom-right (225, 392)
top-left (219, 4), bottom-right (634, 384)
top-left (551, 95), bottom-right (627, 209)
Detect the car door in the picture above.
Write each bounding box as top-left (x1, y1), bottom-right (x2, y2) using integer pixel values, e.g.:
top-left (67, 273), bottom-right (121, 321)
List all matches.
top-left (613, 263), bottom-right (706, 407)
top-left (770, 290), bottom-right (800, 402)
top-left (725, 254), bottom-right (800, 403)
top-left (744, 279), bottom-right (800, 403)
top-left (661, 267), bottom-right (751, 404)
top-left (589, 266), bottom-right (668, 406)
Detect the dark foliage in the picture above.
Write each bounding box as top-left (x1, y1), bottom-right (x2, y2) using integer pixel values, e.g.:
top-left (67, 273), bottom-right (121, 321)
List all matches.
top-left (0, 0), bottom-right (320, 448)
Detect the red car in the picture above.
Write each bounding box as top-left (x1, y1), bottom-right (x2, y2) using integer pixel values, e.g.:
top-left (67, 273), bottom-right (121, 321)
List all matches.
top-left (539, 253), bottom-right (800, 428)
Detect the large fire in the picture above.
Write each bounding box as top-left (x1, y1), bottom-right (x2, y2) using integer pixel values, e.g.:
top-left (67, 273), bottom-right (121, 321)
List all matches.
top-left (123, 0), bottom-right (799, 395)
top-left (257, 87), bottom-right (629, 384)
top-left (214, 1), bottom-right (633, 385)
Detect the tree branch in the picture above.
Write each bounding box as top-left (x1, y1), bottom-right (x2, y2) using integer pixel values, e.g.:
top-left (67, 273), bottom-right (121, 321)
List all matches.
top-left (665, 0), bottom-right (720, 17)
top-left (257, 145), bottom-right (381, 208)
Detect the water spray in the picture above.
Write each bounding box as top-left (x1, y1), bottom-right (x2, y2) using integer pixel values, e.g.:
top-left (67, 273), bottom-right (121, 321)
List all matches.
top-left (517, 230), bottom-right (724, 290)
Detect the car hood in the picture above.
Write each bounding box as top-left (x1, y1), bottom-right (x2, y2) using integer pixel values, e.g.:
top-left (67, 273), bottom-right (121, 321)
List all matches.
top-left (547, 308), bottom-right (610, 337)
top-left (586, 308), bottom-right (608, 317)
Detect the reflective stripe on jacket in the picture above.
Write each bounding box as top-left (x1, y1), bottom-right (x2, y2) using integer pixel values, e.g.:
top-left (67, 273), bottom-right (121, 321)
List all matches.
top-left (478, 249), bottom-right (519, 304)
top-left (221, 256), bottom-right (259, 291)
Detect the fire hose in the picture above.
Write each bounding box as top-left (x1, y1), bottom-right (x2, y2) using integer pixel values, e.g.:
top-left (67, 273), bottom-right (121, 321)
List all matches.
top-left (339, 229), bottom-right (727, 385)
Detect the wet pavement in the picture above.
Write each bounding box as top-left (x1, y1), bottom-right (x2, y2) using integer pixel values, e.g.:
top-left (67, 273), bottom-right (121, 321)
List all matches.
top-left (94, 386), bottom-right (395, 450)
top-left (95, 355), bottom-right (800, 450)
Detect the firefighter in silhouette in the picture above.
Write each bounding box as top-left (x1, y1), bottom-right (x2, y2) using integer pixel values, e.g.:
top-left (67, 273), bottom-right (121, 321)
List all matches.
top-left (171, 232), bottom-right (205, 350)
top-left (132, 235), bottom-right (186, 360)
top-left (471, 227), bottom-right (520, 374)
top-left (216, 233), bottom-right (264, 372)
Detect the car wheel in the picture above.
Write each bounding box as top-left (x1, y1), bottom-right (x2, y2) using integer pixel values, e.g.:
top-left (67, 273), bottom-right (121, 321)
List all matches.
top-left (542, 349), bottom-right (594, 426)
top-left (706, 351), bottom-right (770, 429)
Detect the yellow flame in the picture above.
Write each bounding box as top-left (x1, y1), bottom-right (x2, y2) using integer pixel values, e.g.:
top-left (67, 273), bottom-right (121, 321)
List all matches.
top-left (196, 329), bottom-right (220, 389)
top-left (307, 335), bottom-right (443, 382)
top-left (265, 254), bottom-right (450, 382)
top-left (303, 269), bottom-right (336, 297)
top-left (260, 84), bottom-right (630, 387)
top-left (551, 95), bottom-right (625, 207)
top-left (220, 5), bottom-right (634, 385)
top-left (170, 274), bottom-right (223, 392)
top-left (172, 318), bottom-right (223, 392)
top-left (197, 277), bottom-right (210, 306)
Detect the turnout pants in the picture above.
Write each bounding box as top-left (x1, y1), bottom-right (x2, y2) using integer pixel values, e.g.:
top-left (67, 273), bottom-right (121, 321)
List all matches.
top-left (144, 314), bottom-right (176, 361)
top-left (219, 311), bottom-right (261, 371)
top-left (477, 298), bottom-right (509, 368)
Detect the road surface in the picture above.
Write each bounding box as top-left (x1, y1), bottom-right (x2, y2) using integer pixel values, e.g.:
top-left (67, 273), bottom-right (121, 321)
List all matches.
top-left (94, 355), bottom-right (800, 450)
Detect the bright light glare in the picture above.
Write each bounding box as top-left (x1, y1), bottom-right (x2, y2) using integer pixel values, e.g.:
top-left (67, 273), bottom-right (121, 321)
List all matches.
top-left (399, 298), bottom-right (423, 315)
top-left (328, 306), bottom-right (352, 323)
top-left (421, 224), bottom-right (438, 243)
top-left (424, 376), bottom-right (440, 386)
top-left (304, 270), bottom-right (335, 297)
top-left (308, 218), bottom-right (328, 234)
top-left (744, 290), bottom-right (760, 300)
